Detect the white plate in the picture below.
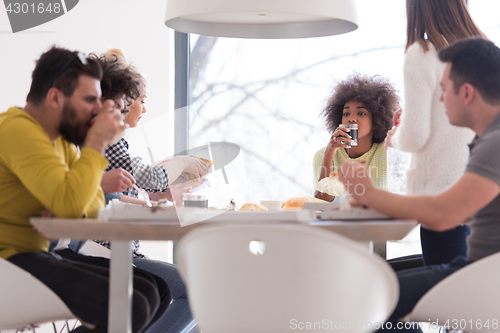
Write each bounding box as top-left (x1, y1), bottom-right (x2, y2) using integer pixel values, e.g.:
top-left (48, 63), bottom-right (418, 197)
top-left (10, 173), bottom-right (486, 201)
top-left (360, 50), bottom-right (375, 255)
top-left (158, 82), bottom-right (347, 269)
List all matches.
top-left (302, 202), bottom-right (391, 220)
top-left (99, 201), bottom-right (317, 226)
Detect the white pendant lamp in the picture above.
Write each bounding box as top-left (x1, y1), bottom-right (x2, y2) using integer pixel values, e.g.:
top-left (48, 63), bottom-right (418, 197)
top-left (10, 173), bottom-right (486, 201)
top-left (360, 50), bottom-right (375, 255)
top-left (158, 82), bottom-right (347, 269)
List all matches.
top-left (164, 0), bottom-right (358, 39)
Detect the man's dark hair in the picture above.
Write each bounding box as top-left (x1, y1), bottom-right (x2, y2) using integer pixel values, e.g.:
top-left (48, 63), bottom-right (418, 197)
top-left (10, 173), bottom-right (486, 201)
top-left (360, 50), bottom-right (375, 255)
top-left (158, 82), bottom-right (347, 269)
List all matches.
top-left (439, 37), bottom-right (500, 104)
top-left (89, 53), bottom-right (144, 108)
top-left (26, 46), bottom-right (102, 105)
top-left (322, 73), bottom-right (399, 143)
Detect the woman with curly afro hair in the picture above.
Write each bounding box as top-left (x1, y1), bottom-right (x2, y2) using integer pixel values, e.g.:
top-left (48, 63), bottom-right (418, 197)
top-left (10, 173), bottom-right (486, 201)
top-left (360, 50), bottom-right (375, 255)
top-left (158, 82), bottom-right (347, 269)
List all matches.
top-left (313, 73), bottom-right (400, 202)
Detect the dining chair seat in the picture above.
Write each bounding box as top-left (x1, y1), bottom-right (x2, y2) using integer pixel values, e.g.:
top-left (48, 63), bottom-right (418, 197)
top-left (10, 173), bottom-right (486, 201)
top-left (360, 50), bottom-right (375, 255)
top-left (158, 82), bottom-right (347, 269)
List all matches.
top-left (176, 223), bottom-right (399, 333)
top-left (404, 251), bottom-right (500, 333)
top-left (0, 257), bottom-right (74, 331)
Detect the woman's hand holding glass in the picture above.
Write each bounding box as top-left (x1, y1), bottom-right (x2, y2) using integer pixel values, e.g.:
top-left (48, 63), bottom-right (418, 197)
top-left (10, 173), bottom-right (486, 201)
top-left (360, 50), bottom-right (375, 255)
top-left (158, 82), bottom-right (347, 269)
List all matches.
top-left (325, 126), bottom-right (354, 156)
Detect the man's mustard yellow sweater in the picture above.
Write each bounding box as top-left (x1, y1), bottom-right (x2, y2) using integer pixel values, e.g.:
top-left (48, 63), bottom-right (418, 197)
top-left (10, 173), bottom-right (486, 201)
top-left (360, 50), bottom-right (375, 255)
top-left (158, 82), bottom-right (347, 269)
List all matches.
top-left (0, 107), bottom-right (108, 259)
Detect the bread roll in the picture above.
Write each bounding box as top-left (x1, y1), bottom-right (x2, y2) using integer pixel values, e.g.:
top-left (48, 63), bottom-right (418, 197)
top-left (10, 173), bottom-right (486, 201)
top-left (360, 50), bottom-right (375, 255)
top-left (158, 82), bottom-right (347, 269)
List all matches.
top-left (316, 171), bottom-right (345, 196)
top-left (188, 155), bottom-right (213, 168)
top-left (182, 155), bottom-right (213, 186)
top-left (239, 203), bottom-right (269, 211)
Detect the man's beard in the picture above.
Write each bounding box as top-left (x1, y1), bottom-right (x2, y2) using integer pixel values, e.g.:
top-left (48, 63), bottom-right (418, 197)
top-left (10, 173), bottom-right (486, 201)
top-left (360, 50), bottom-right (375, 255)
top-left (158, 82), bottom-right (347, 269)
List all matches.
top-left (59, 100), bottom-right (88, 146)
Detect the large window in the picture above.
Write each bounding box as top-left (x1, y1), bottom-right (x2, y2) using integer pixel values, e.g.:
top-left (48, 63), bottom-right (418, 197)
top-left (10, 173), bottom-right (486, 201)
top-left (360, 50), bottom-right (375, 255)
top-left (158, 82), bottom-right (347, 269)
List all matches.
top-left (161, 0), bottom-right (500, 259)
top-left (188, 0), bottom-right (408, 206)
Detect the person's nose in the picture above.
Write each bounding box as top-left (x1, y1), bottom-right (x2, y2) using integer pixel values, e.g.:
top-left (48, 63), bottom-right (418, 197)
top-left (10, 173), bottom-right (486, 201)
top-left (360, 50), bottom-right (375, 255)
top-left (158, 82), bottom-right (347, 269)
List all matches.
top-left (95, 99), bottom-right (102, 113)
top-left (348, 117), bottom-right (357, 124)
top-left (439, 92), bottom-right (444, 103)
top-left (142, 105), bottom-right (147, 114)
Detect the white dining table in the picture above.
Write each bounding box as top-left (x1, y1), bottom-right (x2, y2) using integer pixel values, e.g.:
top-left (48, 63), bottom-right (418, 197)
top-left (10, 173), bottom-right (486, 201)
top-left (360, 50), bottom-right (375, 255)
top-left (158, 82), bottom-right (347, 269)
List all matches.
top-left (30, 216), bottom-right (418, 333)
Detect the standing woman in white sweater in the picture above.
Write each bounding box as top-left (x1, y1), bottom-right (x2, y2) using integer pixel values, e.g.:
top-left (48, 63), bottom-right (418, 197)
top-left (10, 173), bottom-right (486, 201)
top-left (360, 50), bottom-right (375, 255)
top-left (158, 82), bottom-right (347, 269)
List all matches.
top-left (386, 0), bottom-right (486, 266)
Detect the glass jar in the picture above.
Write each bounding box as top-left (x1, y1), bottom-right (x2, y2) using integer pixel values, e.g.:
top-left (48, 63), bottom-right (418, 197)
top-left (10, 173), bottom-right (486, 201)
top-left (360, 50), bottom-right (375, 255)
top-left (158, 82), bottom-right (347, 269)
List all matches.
top-left (183, 193), bottom-right (209, 208)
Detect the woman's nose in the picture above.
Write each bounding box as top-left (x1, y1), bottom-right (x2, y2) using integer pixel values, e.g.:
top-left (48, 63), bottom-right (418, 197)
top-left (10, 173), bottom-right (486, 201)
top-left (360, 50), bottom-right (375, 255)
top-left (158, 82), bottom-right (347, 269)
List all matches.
top-left (348, 118), bottom-right (357, 123)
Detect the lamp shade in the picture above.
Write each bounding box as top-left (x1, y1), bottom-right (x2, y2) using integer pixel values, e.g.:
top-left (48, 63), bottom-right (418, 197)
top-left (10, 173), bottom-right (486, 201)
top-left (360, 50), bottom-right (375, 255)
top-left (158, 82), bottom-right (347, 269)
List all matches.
top-left (164, 0), bottom-right (358, 39)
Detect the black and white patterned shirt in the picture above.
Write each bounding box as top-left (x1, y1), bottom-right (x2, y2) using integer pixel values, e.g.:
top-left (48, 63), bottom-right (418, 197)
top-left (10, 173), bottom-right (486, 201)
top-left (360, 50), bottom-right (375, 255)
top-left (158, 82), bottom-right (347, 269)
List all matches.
top-left (105, 138), bottom-right (169, 197)
top-left (99, 138), bottom-right (170, 258)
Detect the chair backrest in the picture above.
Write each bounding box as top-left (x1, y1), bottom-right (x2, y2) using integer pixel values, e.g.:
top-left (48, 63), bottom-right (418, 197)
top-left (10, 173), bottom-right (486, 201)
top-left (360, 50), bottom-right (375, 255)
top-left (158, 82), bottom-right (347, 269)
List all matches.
top-left (176, 223), bottom-right (398, 333)
top-left (0, 257), bottom-right (74, 330)
top-left (78, 240), bottom-right (112, 258)
top-left (408, 252), bottom-right (500, 333)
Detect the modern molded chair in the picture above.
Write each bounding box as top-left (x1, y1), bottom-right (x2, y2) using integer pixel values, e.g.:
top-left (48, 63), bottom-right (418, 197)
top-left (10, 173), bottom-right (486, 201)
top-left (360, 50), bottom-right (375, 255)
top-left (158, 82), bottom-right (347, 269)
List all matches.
top-left (0, 257), bottom-right (75, 331)
top-left (176, 223), bottom-right (399, 333)
top-left (404, 251), bottom-right (500, 333)
top-left (78, 240), bottom-right (112, 258)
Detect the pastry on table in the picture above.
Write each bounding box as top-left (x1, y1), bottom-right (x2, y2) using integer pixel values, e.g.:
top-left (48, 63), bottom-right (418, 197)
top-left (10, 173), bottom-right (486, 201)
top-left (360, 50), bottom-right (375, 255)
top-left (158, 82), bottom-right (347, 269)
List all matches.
top-left (238, 203), bottom-right (269, 211)
top-left (315, 171), bottom-right (345, 197)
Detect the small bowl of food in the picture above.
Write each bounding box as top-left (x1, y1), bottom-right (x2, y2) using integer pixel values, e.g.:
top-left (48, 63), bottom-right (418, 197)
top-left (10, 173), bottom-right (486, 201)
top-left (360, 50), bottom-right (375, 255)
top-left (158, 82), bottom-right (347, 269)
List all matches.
top-left (259, 200), bottom-right (283, 212)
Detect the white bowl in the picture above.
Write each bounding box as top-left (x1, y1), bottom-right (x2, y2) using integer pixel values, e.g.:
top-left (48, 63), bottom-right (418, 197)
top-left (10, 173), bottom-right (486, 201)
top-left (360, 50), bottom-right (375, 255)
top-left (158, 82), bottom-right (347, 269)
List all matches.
top-left (260, 200), bottom-right (283, 211)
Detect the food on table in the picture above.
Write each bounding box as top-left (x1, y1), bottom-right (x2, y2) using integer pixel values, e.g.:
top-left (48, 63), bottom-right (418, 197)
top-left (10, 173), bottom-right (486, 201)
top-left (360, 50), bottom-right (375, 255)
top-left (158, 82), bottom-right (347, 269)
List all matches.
top-left (181, 155), bottom-right (214, 186)
top-left (281, 196), bottom-right (328, 210)
top-left (189, 155), bottom-right (213, 168)
top-left (239, 203), bottom-right (269, 211)
top-left (316, 171), bottom-right (345, 196)
top-left (259, 200), bottom-right (283, 211)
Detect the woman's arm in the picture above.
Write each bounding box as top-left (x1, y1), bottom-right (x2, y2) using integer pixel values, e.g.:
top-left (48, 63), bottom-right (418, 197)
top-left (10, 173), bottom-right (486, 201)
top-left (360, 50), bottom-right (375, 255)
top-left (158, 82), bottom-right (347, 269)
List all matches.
top-left (392, 43), bottom-right (437, 152)
top-left (131, 157), bottom-right (169, 192)
top-left (159, 155), bottom-right (210, 184)
top-left (314, 128), bottom-right (352, 201)
top-left (314, 148), bottom-right (336, 202)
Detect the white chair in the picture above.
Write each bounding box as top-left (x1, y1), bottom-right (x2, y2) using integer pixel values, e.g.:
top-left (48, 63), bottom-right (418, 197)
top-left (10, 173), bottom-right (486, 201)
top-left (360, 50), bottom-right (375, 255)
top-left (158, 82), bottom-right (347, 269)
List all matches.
top-left (176, 223), bottom-right (399, 333)
top-left (78, 240), bottom-right (112, 258)
top-left (404, 251), bottom-right (500, 333)
top-left (0, 258), bottom-right (74, 331)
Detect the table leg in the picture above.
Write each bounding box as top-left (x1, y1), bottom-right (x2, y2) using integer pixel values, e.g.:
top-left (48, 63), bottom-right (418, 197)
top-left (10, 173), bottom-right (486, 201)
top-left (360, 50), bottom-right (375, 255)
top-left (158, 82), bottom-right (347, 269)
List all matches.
top-left (108, 241), bottom-right (133, 333)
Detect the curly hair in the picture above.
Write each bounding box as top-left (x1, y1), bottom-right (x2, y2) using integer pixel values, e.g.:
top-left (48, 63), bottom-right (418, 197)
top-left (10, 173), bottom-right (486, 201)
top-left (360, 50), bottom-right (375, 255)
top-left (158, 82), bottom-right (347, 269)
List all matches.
top-left (322, 73), bottom-right (399, 143)
top-left (89, 52), bottom-right (144, 108)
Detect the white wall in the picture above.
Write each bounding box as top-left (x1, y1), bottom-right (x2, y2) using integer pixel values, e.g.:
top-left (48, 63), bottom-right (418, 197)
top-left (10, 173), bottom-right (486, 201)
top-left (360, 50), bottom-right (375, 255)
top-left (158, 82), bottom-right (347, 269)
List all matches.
top-left (0, 0), bottom-right (175, 159)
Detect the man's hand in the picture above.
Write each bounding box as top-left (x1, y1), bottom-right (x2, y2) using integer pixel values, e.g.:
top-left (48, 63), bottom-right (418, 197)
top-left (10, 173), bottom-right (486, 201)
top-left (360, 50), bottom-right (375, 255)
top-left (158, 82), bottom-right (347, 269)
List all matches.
top-left (42, 208), bottom-right (57, 218)
top-left (393, 108), bottom-right (402, 126)
top-left (384, 126), bottom-right (398, 149)
top-left (338, 161), bottom-right (375, 206)
top-left (101, 168), bottom-right (136, 193)
top-left (385, 108), bottom-right (402, 149)
top-left (84, 100), bottom-right (128, 154)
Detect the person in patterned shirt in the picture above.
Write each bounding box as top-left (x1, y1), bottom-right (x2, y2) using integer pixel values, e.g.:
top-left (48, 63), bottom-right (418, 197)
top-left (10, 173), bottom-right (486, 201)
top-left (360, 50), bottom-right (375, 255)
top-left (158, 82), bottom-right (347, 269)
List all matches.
top-left (100, 49), bottom-right (209, 204)
top-left (95, 49), bottom-right (208, 333)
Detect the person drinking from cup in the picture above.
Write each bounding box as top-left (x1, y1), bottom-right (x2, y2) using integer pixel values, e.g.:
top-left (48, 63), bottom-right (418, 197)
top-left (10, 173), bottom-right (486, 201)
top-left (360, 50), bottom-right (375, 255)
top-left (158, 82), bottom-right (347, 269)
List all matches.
top-left (313, 73), bottom-right (399, 202)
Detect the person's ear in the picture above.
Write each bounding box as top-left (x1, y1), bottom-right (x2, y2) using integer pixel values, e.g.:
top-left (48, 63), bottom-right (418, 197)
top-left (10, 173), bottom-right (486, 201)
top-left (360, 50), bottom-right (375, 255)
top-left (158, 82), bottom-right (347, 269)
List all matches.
top-left (45, 87), bottom-right (64, 109)
top-left (461, 83), bottom-right (475, 106)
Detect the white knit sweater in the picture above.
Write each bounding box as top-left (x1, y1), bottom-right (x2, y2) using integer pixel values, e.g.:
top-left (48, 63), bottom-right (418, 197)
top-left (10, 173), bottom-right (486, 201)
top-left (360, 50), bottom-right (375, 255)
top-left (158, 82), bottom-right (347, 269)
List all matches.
top-left (392, 42), bottom-right (475, 195)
